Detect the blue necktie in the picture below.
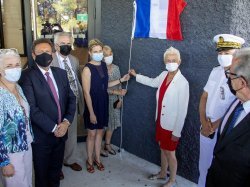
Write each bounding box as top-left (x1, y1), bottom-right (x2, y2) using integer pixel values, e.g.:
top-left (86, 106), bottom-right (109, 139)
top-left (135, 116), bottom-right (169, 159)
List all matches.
top-left (226, 103), bottom-right (244, 135)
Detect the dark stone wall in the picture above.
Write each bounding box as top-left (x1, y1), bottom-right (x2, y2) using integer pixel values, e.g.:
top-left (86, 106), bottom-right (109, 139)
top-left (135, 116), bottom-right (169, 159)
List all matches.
top-left (101, 0), bottom-right (250, 183)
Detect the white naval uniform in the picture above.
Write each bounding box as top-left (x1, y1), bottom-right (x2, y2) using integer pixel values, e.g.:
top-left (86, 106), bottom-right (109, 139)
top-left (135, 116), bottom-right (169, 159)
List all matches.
top-left (198, 66), bottom-right (235, 187)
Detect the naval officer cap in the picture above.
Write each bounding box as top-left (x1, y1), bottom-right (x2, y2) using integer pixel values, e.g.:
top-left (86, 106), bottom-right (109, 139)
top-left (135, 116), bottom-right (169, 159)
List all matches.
top-left (213, 34), bottom-right (245, 51)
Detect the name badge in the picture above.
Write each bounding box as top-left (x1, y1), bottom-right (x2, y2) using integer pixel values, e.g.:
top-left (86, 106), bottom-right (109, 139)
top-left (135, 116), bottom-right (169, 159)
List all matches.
top-left (220, 86), bottom-right (225, 100)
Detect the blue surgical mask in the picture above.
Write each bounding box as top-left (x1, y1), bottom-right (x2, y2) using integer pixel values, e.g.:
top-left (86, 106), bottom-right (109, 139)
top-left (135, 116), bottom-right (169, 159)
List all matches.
top-left (92, 52), bottom-right (104, 62)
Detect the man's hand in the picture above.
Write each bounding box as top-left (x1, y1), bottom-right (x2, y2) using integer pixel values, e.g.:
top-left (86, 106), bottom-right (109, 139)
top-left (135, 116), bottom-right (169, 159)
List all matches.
top-left (2, 164), bottom-right (15, 177)
top-left (54, 121), bottom-right (69, 137)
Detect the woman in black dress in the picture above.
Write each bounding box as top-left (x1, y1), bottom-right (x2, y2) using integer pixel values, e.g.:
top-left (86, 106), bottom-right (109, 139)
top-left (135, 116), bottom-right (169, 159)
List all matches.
top-left (82, 39), bottom-right (129, 173)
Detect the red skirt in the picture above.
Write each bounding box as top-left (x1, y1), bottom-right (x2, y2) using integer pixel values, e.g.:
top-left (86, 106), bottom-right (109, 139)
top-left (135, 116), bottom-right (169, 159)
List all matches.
top-left (155, 119), bottom-right (179, 151)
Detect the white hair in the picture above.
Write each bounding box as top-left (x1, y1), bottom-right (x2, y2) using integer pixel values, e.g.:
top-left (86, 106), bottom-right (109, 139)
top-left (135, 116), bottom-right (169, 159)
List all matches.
top-left (0, 49), bottom-right (20, 67)
top-left (233, 47), bottom-right (250, 86)
top-left (163, 46), bottom-right (181, 61)
top-left (54, 32), bottom-right (74, 44)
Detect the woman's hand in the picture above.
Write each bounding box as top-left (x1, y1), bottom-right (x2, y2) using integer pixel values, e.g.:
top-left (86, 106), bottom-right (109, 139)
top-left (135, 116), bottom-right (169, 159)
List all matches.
top-left (171, 135), bottom-right (179, 142)
top-left (120, 74), bottom-right (130, 82)
top-left (90, 113), bottom-right (97, 124)
top-left (119, 89), bottom-right (127, 96)
top-left (129, 69), bottom-right (137, 77)
top-left (2, 164), bottom-right (15, 177)
top-left (116, 100), bottom-right (123, 109)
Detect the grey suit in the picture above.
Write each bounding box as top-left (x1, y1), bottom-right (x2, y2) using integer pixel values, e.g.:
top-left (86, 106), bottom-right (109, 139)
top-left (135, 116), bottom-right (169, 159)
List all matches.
top-left (51, 53), bottom-right (84, 164)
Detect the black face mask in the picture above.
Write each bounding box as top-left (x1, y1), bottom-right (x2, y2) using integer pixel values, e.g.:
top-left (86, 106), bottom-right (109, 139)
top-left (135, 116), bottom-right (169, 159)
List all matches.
top-left (35, 53), bottom-right (53, 67)
top-left (59, 45), bottom-right (72, 56)
top-left (227, 78), bottom-right (237, 95)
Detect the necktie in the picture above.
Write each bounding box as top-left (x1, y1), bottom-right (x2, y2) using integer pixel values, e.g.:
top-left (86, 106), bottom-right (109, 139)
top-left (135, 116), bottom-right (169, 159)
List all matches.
top-left (225, 103), bottom-right (244, 135)
top-left (45, 72), bottom-right (61, 124)
top-left (63, 59), bottom-right (79, 98)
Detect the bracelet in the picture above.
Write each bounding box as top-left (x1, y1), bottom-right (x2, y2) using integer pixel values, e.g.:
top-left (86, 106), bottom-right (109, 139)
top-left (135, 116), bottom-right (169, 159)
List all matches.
top-left (119, 78), bottom-right (122, 83)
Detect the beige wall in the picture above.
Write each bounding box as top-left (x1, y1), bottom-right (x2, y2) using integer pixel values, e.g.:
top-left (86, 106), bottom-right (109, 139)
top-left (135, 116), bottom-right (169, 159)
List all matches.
top-left (2, 0), bottom-right (25, 54)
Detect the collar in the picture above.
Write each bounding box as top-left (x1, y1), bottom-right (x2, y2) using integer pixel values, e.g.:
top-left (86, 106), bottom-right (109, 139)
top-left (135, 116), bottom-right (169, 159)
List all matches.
top-left (243, 100), bottom-right (250, 114)
top-left (37, 65), bottom-right (52, 76)
top-left (56, 51), bottom-right (69, 62)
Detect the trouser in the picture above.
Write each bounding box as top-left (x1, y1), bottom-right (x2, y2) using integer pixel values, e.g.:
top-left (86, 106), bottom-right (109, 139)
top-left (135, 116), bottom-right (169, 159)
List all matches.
top-left (64, 109), bottom-right (79, 164)
top-left (0, 143), bottom-right (32, 187)
top-left (32, 139), bottom-right (65, 187)
top-left (198, 130), bottom-right (217, 187)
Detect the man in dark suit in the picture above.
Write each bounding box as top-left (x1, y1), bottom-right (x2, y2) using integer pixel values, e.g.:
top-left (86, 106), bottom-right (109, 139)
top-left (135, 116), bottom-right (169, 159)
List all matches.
top-left (19, 38), bottom-right (76, 187)
top-left (206, 47), bottom-right (250, 187)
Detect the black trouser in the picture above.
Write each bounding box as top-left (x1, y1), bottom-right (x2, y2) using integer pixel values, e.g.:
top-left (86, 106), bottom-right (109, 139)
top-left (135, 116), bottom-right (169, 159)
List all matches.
top-left (32, 139), bottom-right (65, 187)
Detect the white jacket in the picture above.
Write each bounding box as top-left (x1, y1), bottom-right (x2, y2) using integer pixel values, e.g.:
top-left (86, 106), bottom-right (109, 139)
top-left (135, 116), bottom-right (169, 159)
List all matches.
top-left (136, 70), bottom-right (189, 137)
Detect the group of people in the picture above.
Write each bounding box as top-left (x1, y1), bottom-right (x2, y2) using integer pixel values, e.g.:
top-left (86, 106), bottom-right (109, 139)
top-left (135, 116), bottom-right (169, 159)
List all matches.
top-left (0, 33), bottom-right (128, 187)
top-left (0, 31), bottom-right (250, 187)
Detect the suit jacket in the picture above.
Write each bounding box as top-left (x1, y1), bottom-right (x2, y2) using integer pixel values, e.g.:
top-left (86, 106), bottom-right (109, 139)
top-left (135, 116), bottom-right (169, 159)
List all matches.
top-left (206, 103), bottom-right (250, 187)
top-left (51, 54), bottom-right (84, 115)
top-left (19, 65), bottom-right (76, 144)
top-left (136, 70), bottom-right (189, 137)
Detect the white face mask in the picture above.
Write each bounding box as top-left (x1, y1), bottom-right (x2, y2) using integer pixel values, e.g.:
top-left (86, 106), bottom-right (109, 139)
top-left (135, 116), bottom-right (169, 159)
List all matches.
top-left (4, 68), bottom-right (22, 82)
top-left (104, 55), bottom-right (113, 65)
top-left (218, 55), bottom-right (233, 67)
top-left (165, 63), bottom-right (179, 72)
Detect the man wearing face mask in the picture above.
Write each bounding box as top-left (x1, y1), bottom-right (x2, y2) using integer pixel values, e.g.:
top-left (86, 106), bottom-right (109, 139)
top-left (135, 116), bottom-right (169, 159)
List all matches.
top-left (19, 38), bottom-right (76, 187)
top-left (51, 32), bottom-right (84, 178)
top-left (198, 34), bottom-right (245, 187)
top-left (206, 47), bottom-right (250, 187)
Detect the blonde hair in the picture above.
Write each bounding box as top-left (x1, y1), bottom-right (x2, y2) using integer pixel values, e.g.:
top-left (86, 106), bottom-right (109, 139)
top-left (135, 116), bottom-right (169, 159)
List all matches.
top-left (103, 45), bottom-right (113, 56)
top-left (163, 46), bottom-right (181, 62)
top-left (88, 39), bottom-right (103, 51)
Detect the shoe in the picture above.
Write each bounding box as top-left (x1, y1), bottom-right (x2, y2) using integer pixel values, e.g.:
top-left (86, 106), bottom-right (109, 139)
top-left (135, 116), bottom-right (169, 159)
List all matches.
top-left (64, 163), bottom-right (82, 171)
top-left (148, 172), bottom-right (167, 180)
top-left (104, 144), bottom-right (116, 155)
top-left (93, 158), bottom-right (105, 171)
top-left (100, 149), bottom-right (108, 157)
top-left (60, 171), bottom-right (64, 180)
top-left (162, 180), bottom-right (177, 187)
top-left (86, 160), bottom-right (95, 173)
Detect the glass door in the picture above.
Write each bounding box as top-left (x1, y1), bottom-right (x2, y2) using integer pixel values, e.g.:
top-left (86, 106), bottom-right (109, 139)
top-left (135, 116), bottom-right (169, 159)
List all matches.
top-left (0, 0), bottom-right (26, 55)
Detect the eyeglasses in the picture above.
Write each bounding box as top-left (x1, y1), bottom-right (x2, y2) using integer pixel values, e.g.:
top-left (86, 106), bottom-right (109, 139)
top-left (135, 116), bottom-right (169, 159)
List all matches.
top-left (225, 70), bottom-right (247, 82)
top-left (166, 60), bottom-right (177, 63)
top-left (0, 48), bottom-right (19, 56)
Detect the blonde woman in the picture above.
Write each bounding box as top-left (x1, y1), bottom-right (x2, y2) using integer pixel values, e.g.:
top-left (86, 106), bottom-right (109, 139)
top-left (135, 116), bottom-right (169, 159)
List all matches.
top-left (130, 47), bottom-right (189, 187)
top-left (82, 39), bottom-right (129, 173)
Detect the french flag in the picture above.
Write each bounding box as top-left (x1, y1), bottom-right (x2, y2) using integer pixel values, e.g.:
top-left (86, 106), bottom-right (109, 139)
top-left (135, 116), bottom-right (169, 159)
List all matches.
top-left (132, 0), bottom-right (187, 40)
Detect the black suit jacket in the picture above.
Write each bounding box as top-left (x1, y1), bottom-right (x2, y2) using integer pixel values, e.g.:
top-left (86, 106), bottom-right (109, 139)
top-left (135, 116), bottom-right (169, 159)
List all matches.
top-left (206, 107), bottom-right (250, 187)
top-left (19, 65), bottom-right (76, 144)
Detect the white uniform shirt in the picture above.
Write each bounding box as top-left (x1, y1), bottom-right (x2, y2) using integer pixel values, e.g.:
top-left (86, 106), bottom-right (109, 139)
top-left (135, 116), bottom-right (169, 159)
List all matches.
top-left (204, 66), bottom-right (235, 122)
